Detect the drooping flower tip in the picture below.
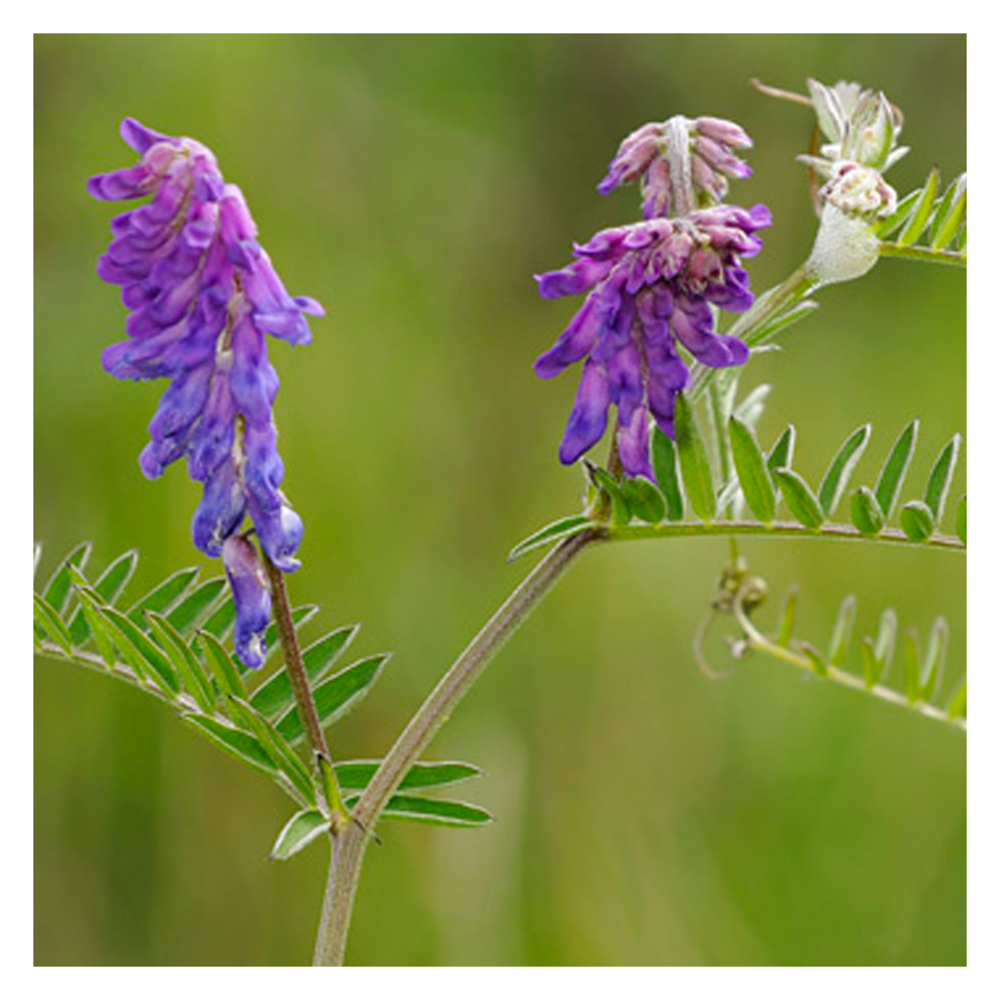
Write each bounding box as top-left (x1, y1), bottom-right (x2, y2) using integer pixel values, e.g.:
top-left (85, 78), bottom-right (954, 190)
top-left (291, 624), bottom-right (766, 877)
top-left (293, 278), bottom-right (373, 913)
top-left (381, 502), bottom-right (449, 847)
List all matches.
top-left (222, 535), bottom-right (272, 669)
top-left (90, 117), bottom-right (319, 620)
top-left (534, 205), bottom-right (770, 478)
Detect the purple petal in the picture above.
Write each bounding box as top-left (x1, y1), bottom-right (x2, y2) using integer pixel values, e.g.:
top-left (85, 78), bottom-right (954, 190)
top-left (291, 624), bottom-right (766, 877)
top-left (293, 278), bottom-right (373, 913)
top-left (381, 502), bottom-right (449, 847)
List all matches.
top-left (558, 359), bottom-right (610, 465)
top-left (222, 534), bottom-right (272, 669)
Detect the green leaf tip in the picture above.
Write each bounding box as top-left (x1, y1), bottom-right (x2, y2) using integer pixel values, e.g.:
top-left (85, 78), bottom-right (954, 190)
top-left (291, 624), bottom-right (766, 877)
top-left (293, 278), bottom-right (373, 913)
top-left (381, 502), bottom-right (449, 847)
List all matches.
top-left (729, 415), bottom-right (776, 523)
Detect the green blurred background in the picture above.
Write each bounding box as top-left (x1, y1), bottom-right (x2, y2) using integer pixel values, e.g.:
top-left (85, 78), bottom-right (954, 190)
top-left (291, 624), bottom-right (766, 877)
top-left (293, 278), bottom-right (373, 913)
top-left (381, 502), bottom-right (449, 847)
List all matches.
top-left (34, 35), bottom-right (966, 966)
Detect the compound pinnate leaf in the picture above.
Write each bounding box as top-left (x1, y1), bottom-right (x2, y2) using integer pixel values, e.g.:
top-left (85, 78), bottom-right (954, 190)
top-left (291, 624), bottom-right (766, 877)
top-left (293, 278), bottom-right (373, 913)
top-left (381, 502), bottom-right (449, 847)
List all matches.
top-left (818, 424), bottom-right (871, 517)
top-left (729, 415), bottom-right (776, 523)
top-left (270, 809), bottom-right (330, 861)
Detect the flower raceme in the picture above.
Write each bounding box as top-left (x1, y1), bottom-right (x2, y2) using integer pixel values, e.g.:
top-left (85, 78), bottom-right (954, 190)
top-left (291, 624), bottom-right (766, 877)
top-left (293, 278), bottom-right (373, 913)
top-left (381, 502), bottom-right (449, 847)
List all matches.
top-left (534, 204), bottom-right (771, 480)
top-left (89, 118), bottom-right (323, 667)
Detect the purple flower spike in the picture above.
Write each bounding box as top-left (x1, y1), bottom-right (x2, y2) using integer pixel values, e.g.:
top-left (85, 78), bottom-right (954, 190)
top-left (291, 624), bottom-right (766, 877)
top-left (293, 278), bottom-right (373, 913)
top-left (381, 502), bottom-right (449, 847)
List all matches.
top-left (222, 535), bottom-right (272, 670)
top-left (535, 206), bottom-right (770, 478)
top-left (90, 119), bottom-right (322, 667)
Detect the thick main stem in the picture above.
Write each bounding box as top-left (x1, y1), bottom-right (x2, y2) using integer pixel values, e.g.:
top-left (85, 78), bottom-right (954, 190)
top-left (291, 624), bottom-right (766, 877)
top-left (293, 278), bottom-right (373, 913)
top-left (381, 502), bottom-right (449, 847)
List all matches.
top-left (312, 529), bottom-right (599, 965)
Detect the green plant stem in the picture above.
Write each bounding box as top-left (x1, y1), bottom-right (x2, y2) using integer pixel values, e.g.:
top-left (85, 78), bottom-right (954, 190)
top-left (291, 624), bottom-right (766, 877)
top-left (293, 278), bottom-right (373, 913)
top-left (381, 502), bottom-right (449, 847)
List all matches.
top-left (731, 584), bottom-right (966, 730)
top-left (878, 242), bottom-right (967, 268)
top-left (605, 519), bottom-right (965, 551)
top-left (312, 528), bottom-right (600, 966)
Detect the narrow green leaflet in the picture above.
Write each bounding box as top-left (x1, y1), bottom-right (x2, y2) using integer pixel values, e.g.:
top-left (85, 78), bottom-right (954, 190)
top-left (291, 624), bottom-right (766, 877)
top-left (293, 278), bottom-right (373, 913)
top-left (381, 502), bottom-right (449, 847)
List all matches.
top-left (249, 624), bottom-right (361, 719)
top-left (733, 384), bottom-right (772, 428)
top-left (900, 501), bottom-right (934, 541)
top-left (276, 654), bottom-right (391, 747)
top-left (33, 594), bottom-right (74, 655)
top-left (257, 605), bottom-right (320, 671)
top-left (861, 638), bottom-right (881, 689)
top-left (801, 643), bottom-right (828, 678)
top-left (957, 495), bottom-right (967, 545)
top-left (67, 549), bottom-right (138, 644)
top-left (228, 697), bottom-right (316, 805)
top-left (183, 713), bottom-right (279, 778)
top-left (749, 301), bottom-right (819, 348)
top-left (925, 434), bottom-right (962, 526)
top-left (588, 464), bottom-right (631, 526)
top-left (729, 416), bottom-right (776, 523)
top-left (921, 617), bottom-right (948, 702)
top-left (98, 605), bottom-right (181, 695)
top-left (850, 487), bottom-right (885, 536)
top-left (828, 594), bottom-right (856, 667)
top-left (316, 753), bottom-right (347, 817)
top-left (345, 794), bottom-right (493, 828)
top-left (42, 541), bottom-right (92, 615)
top-left (335, 760), bottom-right (482, 792)
top-left (876, 187), bottom-right (921, 239)
top-left (874, 420), bottom-right (919, 520)
top-left (767, 426), bottom-right (796, 474)
top-left (200, 598), bottom-right (236, 640)
top-left (196, 631), bottom-right (248, 701)
top-left (928, 174), bottom-right (966, 250)
top-left (773, 469), bottom-right (824, 528)
top-left (507, 515), bottom-right (594, 563)
top-left (270, 809), bottom-right (330, 861)
top-left (69, 580), bottom-right (117, 668)
top-left (897, 167), bottom-right (940, 246)
top-left (145, 612), bottom-right (217, 714)
top-left (903, 630), bottom-right (921, 704)
top-left (165, 577), bottom-right (227, 635)
top-left (127, 567), bottom-right (200, 627)
top-left (652, 429), bottom-right (684, 521)
top-left (621, 477), bottom-right (666, 525)
top-left (948, 681), bottom-right (967, 720)
top-left (818, 424), bottom-right (871, 517)
top-left (674, 394), bottom-right (715, 522)
top-left (776, 587), bottom-right (797, 648)
top-left (874, 609), bottom-right (898, 677)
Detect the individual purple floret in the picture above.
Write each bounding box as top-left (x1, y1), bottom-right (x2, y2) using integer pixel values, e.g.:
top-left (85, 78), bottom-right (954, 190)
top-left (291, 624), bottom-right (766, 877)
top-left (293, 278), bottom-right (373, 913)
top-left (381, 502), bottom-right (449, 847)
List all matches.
top-left (222, 535), bottom-right (272, 669)
top-left (89, 118), bottom-right (323, 666)
top-left (534, 204), bottom-right (771, 479)
top-left (598, 117), bottom-right (754, 218)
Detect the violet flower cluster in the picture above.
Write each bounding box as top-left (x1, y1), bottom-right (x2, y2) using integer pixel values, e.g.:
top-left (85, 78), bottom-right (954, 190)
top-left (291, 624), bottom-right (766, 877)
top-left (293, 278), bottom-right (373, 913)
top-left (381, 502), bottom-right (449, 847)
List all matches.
top-left (535, 116), bottom-right (769, 480)
top-left (89, 118), bottom-right (323, 667)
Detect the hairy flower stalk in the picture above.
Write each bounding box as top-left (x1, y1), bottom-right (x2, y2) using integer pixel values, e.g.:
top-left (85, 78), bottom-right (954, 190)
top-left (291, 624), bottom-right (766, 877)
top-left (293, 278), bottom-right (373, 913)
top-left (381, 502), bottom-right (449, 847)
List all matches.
top-left (89, 119), bottom-right (323, 667)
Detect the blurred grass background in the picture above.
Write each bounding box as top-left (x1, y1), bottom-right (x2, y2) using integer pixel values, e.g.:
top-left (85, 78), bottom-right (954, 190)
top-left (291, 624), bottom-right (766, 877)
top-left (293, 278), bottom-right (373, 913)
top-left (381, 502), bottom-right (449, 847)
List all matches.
top-left (34, 34), bottom-right (966, 966)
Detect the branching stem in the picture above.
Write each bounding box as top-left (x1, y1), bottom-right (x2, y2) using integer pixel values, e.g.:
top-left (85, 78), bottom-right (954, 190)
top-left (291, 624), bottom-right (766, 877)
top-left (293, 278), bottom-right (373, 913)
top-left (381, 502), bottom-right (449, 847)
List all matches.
top-left (312, 528), bottom-right (600, 965)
